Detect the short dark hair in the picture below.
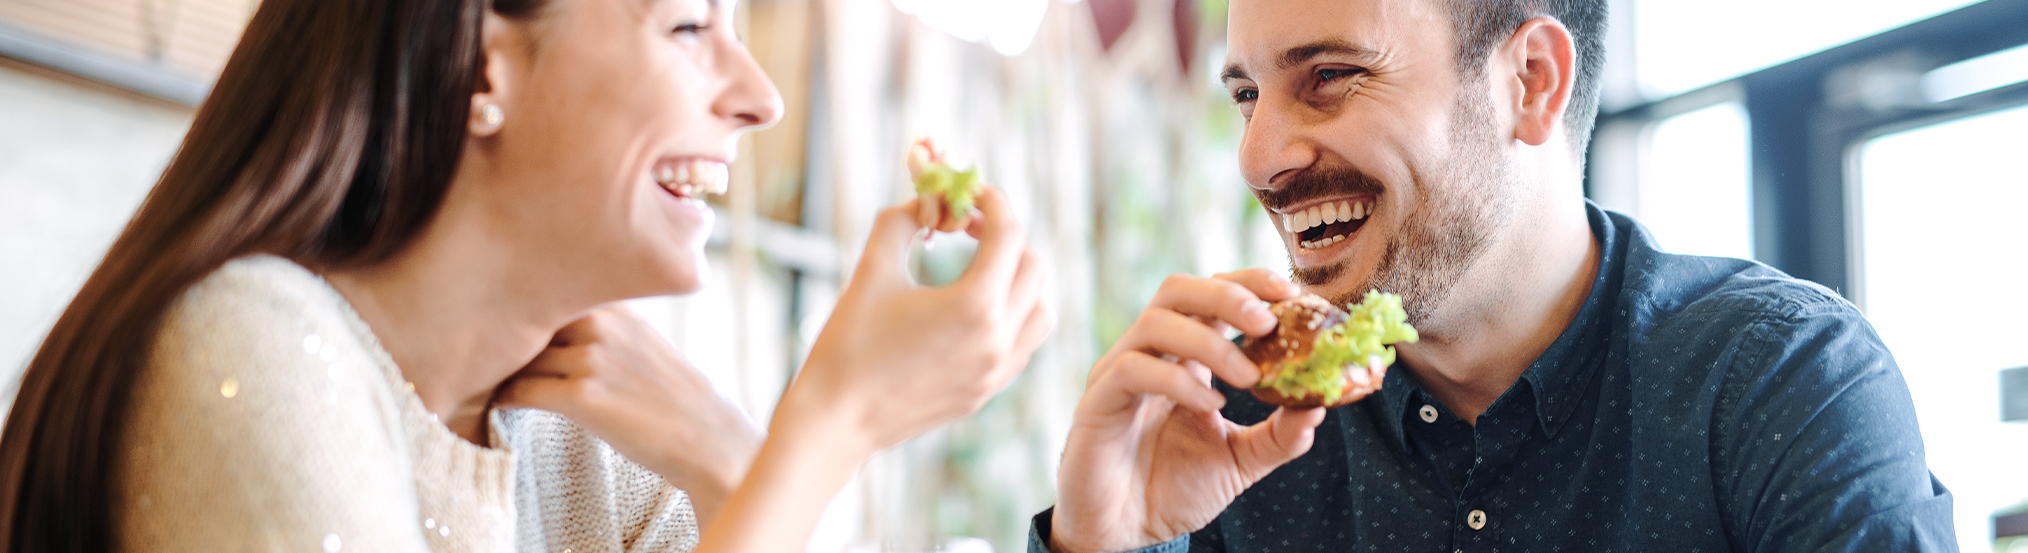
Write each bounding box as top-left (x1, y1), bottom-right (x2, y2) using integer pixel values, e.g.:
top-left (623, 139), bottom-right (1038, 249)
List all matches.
top-left (1444, 0), bottom-right (1607, 156)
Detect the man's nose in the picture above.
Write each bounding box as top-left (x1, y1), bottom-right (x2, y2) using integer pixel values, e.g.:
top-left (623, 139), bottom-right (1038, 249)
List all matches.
top-left (1238, 94), bottom-right (1316, 192)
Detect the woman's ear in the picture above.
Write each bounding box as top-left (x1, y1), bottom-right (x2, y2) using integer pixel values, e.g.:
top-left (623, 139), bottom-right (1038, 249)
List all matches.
top-left (469, 11), bottom-right (518, 137)
top-left (1502, 17), bottom-right (1576, 147)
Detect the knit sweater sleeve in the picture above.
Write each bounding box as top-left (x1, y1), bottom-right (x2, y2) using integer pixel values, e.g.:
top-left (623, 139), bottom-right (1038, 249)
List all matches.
top-left (113, 257), bottom-right (438, 552)
top-left (503, 408), bottom-right (702, 553)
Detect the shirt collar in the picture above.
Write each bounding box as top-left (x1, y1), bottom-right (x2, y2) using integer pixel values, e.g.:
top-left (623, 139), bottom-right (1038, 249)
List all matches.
top-left (1514, 201), bottom-right (1627, 438)
top-left (1369, 201), bottom-right (1628, 441)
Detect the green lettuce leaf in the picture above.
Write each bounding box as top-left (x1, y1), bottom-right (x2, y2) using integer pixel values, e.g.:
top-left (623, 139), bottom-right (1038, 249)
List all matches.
top-left (1262, 290), bottom-right (1419, 404)
top-left (913, 162), bottom-right (982, 215)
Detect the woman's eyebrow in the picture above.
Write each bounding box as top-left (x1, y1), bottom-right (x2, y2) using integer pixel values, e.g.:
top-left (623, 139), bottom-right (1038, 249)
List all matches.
top-left (647, 0), bottom-right (722, 9)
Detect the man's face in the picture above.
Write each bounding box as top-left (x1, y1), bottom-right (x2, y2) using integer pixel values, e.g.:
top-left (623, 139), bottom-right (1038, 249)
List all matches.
top-left (1223, 0), bottom-right (1515, 325)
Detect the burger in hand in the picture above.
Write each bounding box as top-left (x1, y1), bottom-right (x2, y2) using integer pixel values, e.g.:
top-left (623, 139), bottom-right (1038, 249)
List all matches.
top-left (1243, 290), bottom-right (1418, 408)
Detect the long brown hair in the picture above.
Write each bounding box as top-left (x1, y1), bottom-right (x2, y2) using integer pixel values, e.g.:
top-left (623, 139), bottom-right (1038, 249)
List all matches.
top-left (0, 0), bottom-right (544, 549)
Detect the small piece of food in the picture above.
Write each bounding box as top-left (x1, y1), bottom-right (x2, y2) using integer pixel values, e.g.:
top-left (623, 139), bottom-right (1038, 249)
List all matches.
top-left (1243, 290), bottom-right (1419, 408)
top-left (906, 137), bottom-right (981, 229)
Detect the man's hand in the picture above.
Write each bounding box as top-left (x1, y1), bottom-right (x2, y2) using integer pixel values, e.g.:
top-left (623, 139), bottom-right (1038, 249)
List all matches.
top-left (1050, 270), bottom-right (1333, 553)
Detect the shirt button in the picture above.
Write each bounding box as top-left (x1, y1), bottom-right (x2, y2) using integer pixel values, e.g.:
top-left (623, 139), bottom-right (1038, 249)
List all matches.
top-left (1467, 509), bottom-right (1488, 530)
top-left (1419, 404), bottom-right (1439, 423)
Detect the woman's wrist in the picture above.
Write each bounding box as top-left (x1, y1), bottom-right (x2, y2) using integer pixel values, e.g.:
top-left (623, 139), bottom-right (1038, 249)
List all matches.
top-left (664, 458), bottom-right (742, 527)
top-left (690, 373), bottom-right (879, 553)
top-left (769, 374), bottom-right (880, 463)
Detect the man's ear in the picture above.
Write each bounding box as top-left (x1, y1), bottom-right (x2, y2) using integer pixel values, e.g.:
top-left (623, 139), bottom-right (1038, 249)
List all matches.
top-left (1501, 17), bottom-right (1576, 147)
top-left (469, 11), bottom-right (518, 137)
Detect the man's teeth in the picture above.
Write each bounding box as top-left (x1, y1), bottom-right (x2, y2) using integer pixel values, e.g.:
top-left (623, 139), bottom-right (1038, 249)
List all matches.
top-left (1283, 199), bottom-right (1372, 234)
top-left (1285, 199), bottom-right (1373, 249)
top-left (654, 159), bottom-right (730, 198)
top-left (1298, 234), bottom-right (1347, 249)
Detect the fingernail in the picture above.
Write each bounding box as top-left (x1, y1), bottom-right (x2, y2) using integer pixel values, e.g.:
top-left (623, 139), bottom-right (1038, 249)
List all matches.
top-left (1246, 299), bottom-right (1271, 320)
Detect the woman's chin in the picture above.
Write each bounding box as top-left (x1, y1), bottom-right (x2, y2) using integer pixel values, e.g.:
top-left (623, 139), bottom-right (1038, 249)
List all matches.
top-left (664, 274), bottom-right (705, 296)
top-left (650, 248), bottom-right (709, 296)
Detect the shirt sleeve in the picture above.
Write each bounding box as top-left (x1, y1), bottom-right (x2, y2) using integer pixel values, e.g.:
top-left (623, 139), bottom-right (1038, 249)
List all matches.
top-left (1026, 507), bottom-right (1194, 553)
top-left (114, 277), bottom-right (436, 553)
top-left (1710, 302), bottom-right (1957, 552)
top-left (503, 409), bottom-right (701, 553)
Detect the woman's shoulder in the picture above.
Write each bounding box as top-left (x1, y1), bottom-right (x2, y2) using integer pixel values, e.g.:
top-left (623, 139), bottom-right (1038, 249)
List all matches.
top-left (151, 254), bottom-right (389, 386)
top-left (118, 254), bottom-right (428, 549)
top-left (144, 254), bottom-right (389, 404)
top-left (166, 254), bottom-right (344, 330)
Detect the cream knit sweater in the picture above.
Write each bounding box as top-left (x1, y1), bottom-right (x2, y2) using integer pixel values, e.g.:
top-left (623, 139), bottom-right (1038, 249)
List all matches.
top-left (113, 255), bottom-right (700, 552)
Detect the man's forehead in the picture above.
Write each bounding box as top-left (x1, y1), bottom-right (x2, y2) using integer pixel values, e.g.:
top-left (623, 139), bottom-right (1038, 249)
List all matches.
top-left (1223, 0), bottom-right (1442, 80)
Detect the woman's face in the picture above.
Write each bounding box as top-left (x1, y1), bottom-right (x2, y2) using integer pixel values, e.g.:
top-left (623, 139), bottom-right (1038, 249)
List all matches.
top-left (475, 0), bottom-right (781, 298)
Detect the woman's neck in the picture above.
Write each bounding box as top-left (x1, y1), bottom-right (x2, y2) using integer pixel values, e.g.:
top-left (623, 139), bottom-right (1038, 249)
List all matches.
top-left (322, 206), bottom-right (583, 445)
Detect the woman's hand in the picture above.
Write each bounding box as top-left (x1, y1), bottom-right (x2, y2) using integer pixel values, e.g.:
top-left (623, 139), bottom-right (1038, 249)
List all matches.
top-left (495, 304), bottom-right (764, 525)
top-left (782, 186), bottom-right (1053, 456)
top-left (695, 186), bottom-right (1053, 553)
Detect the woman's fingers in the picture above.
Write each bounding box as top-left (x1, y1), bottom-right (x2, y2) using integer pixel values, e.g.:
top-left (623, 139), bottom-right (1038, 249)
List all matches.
top-left (1003, 248), bottom-right (1046, 324)
top-left (855, 199), bottom-right (928, 285)
top-left (1012, 297), bottom-right (1054, 362)
top-left (936, 203), bottom-right (971, 233)
top-left (916, 194), bottom-right (942, 230)
top-left (954, 188), bottom-right (1026, 293)
top-left (1120, 309), bottom-right (1261, 390)
top-left (494, 371), bottom-right (581, 411)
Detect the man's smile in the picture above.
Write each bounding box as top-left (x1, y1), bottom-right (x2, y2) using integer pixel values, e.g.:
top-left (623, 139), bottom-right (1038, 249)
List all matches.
top-left (1276, 195), bottom-right (1375, 250)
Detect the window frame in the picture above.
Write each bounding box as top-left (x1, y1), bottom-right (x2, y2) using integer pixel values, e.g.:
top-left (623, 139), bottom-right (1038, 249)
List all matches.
top-left (1587, 0), bottom-right (2028, 301)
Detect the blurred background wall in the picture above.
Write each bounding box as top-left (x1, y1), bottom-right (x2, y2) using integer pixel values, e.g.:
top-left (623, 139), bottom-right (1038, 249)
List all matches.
top-left (2, 0), bottom-right (2026, 551)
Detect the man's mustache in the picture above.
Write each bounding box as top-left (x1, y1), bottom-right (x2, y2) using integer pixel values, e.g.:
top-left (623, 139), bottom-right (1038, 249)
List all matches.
top-left (1255, 166), bottom-right (1386, 212)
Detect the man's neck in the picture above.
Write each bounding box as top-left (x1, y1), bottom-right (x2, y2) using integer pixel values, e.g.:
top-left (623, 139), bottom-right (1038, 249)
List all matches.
top-left (1395, 206), bottom-right (1599, 425)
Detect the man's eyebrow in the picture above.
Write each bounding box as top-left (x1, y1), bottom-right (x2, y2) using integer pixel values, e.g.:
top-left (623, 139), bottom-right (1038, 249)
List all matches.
top-left (1278, 39), bottom-right (1377, 71)
top-left (1221, 39), bottom-right (1379, 83)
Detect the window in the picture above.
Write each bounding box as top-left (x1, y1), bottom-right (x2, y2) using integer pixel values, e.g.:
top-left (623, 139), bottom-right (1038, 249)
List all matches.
top-left (1633, 0), bottom-right (1979, 97)
top-left (1858, 104), bottom-right (2028, 549)
top-left (1609, 101), bottom-right (1754, 259)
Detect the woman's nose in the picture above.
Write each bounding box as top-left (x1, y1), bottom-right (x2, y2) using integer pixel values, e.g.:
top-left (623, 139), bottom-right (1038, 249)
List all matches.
top-left (716, 40), bottom-right (784, 129)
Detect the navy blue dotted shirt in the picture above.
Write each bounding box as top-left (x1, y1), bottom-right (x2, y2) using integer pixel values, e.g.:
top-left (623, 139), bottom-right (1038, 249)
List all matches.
top-left (1031, 203), bottom-right (1957, 552)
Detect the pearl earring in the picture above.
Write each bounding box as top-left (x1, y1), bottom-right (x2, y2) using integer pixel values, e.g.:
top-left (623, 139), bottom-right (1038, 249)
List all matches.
top-left (478, 103), bottom-right (504, 128)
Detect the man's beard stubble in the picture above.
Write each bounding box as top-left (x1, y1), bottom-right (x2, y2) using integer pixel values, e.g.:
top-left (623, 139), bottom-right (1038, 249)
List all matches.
top-left (1283, 83), bottom-right (1514, 332)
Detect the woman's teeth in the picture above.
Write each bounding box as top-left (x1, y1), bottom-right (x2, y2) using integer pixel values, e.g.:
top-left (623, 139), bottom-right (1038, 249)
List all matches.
top-left (654, 159), bottom-right (730, 198)
top-left (1283, 199), bottom-right (1372, 250)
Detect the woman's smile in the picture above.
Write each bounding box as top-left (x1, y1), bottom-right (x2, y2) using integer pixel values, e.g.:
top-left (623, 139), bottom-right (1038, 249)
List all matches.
top-left (653, 157), bottom-right (729, 207)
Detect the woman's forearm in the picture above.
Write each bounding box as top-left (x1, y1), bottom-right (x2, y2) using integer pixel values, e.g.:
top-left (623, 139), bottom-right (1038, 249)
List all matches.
top-left (690, 384), bottom-right (875, 553)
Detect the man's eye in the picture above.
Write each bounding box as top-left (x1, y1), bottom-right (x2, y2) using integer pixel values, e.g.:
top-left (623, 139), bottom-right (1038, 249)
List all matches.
top-left (672, 22), bottom-right (710, 35)
top-left (1232, 89), bottom-right (1259, 103)
top-left (1317, 68), bottom-right (1360, 82)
